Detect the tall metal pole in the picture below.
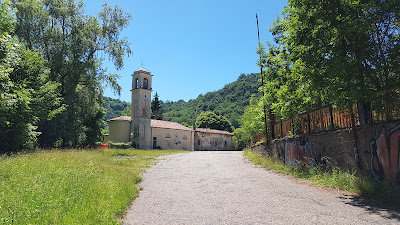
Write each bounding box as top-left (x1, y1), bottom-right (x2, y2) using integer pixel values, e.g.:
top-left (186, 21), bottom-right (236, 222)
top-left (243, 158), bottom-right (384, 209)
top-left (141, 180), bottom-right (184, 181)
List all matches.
top-left (256, 14), bottom-right (269, 146)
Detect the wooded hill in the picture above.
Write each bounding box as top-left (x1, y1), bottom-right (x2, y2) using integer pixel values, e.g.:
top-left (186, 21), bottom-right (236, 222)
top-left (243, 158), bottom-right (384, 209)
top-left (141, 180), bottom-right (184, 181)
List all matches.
top-left (103, 97), bottom-right (129, 122)
top-left (161, 73), bottom-right (261, 128)
top-left (103, 73), bottom-right (261, 129)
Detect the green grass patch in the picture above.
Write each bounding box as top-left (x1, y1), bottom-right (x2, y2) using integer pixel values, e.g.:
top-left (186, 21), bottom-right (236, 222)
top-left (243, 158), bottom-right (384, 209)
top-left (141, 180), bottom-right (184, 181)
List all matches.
top-left (244, 149), bottom-right (400, 207)
top-left (0, 149), bottom-right (185, 224)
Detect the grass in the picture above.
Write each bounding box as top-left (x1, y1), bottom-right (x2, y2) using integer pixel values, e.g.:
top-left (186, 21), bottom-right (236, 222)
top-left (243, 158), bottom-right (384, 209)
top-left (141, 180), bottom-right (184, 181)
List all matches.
top-left (0, 149), bottom-right (185, 224)
top-left (244, 149), bottom-right (400, 208)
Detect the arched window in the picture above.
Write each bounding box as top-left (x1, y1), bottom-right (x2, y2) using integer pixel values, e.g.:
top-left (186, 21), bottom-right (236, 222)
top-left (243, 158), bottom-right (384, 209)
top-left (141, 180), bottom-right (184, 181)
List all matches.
top-left (182, 135), bottom-right (187, 140)
top-left (175, 135), bottom-right (179, 144)
top-left (143, 78), bottom-right (148, 89)
top-left (165, 133), bottom-right (171, 138)
top-left (134, 78), bottom-right (139, 89)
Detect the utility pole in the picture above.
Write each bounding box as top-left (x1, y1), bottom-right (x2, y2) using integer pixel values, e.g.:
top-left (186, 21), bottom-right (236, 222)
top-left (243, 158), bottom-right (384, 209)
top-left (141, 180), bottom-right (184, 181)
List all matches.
top-left (256, 14), bottom-right (269, 147)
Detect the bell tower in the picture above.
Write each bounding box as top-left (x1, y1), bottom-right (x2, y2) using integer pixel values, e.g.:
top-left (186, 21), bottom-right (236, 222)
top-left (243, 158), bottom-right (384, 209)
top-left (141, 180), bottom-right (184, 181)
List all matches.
top-left (131, 67), bottom-right (153, 149)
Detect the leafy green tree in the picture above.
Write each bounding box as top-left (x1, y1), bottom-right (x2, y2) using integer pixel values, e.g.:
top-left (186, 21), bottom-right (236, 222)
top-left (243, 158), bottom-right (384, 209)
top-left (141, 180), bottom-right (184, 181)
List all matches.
top-left (195, 111), bottom-right (233, 132)
top-left (151, 92), bottom-right (163, 120)
top-left (273, 0), bottom-right (400, 109)
top-left (237, 96), bottom-right (264, 144)
top-left (13, 0), bottom-right (132, 147)
top-left (232, 128), bottom-right (249, 150)
top-left (0, 1), bottom-right (61, 152)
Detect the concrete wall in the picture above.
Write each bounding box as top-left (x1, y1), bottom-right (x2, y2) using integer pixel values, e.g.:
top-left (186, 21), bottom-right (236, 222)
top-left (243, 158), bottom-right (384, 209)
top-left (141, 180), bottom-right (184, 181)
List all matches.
top-left (255, 121), bottom-right (400, 184)
top-left (109, 120), bottom-right (131, 143)
top-left (152, 127), bottom-right (193, 150)
top-left (194, 132), bottom-right (233, 151)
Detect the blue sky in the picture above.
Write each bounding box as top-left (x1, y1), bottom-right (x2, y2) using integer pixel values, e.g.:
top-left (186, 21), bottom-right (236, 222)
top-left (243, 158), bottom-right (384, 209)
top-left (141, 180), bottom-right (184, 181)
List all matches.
top-left (84, 0), bottom-right (288, 102)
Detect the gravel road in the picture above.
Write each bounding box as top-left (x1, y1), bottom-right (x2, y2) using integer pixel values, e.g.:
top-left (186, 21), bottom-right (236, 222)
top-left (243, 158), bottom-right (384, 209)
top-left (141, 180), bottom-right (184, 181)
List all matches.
top-left (122, 151), bottom-right (400, 225)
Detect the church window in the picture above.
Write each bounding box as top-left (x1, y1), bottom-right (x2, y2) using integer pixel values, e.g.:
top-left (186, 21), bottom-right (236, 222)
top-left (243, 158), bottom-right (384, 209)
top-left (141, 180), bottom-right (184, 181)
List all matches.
top-left (134, 78), bottom-right (139, 89)
top-left (214, 141), bottom-right (218, 147)
top-left (175, 135), bottom-right (179, 144)
top-left (165, 133), bottom-right (171, 138)
top-left (225, 141), bottom-right (227, 147)
top-left (198, 140), bottom-right (200, 145)
top-left (143, 78), bottom-right (148, 89)
top-left (182, 135), bottom-right (187, 140)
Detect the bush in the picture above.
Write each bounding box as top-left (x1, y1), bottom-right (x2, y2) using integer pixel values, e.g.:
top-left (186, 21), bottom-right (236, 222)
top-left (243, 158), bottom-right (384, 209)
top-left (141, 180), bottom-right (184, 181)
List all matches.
top-left (108, 141), bottom-right (132, 149)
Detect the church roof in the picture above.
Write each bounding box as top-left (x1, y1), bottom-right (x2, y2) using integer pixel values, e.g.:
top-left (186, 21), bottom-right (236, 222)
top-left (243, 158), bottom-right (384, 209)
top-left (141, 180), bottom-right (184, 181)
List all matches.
top-left (108, 116), bottom-right (132, 121)
top-left (134, 67), bottom-right (151, 75)
top-left (151, 119), bottom-right (192, 131)
top-left (195, 128), bottom-right (233, 136)
top-left (108, 117), bottom-right (232, 135)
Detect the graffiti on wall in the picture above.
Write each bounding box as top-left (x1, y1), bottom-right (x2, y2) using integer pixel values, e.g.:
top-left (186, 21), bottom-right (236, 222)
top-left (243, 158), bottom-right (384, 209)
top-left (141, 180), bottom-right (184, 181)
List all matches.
top-left (370, 126), bottom-right (400, 184)
top-left (284, 139), bottom-right (317, 166)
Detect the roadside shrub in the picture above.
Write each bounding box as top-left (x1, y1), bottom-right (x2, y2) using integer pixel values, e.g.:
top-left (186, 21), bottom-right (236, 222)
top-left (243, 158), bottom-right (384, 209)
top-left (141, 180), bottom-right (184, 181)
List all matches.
top-left (108, 141), bottom-right (132, 149)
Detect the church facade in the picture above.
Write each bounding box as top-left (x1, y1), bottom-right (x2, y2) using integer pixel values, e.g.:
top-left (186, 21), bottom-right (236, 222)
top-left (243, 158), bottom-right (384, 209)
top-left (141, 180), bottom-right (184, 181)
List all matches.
top-left (108, 67), bottom-right (233, 150)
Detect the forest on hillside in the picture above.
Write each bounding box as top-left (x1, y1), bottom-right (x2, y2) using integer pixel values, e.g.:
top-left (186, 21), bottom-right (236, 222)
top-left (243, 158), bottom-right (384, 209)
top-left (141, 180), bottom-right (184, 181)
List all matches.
top-left (161, 73), bottom-right (261, 128)
top-left (103, 97), bottom-right (130, 122)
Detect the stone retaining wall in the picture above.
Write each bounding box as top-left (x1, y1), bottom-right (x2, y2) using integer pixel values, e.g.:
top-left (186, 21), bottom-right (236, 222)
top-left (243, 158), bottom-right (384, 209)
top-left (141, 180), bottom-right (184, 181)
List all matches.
top-left (252, 121), bottom-right (400, 184)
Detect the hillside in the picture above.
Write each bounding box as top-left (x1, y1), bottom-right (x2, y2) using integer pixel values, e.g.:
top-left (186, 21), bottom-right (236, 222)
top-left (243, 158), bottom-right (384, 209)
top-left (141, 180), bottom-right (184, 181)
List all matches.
top-left (103, 97), bottom-right (129, 122)
top-left (161, 73), bottom-right (261, 128)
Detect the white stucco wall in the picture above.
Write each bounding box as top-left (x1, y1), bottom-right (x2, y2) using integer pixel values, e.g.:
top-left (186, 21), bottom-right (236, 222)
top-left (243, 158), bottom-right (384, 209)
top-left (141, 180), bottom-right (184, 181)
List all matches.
top-left (151, 127), bottom-right (193, 150)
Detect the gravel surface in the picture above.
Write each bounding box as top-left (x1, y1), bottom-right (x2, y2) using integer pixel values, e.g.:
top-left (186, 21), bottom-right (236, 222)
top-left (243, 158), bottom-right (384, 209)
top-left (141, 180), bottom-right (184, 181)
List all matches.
top-left (122, 151), bottom-right (400, 225)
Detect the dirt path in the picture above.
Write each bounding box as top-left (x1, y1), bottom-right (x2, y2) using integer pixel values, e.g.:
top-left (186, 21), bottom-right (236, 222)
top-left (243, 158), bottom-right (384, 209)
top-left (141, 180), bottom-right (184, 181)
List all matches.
top-left (122, 151), bottom-right (400, 224)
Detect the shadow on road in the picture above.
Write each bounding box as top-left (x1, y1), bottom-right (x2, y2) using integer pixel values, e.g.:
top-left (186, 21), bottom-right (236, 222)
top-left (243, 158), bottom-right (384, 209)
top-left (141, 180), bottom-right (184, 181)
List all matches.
top-left (338, 195), bottom-right (400, 222)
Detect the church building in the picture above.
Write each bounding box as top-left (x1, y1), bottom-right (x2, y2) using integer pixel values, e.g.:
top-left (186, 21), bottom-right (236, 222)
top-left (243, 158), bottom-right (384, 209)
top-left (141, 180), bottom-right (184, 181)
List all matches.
top-left (108, 67), bottom-right (233, 150)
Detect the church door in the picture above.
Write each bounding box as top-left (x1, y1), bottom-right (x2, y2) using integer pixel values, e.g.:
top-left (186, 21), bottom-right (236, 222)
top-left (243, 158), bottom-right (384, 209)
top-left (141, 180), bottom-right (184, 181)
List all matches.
top-left (153, 137), bottom-right (157, 149)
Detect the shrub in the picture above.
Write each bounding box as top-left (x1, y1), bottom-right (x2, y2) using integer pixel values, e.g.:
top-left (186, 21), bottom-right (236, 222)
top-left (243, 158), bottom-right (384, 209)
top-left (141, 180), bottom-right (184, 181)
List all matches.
top-left (108, 141), bottom-right (132, 149)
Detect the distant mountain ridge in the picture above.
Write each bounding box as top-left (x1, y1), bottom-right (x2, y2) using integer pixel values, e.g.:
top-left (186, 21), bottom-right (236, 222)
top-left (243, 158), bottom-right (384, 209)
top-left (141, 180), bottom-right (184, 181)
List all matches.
top-left (103, 73), bottom-right (261, 129)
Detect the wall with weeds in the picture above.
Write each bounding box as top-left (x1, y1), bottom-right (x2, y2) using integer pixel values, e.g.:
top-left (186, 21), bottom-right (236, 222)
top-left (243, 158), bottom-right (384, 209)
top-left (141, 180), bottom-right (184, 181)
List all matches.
top-left (253, 121), bottom-right (400, 186)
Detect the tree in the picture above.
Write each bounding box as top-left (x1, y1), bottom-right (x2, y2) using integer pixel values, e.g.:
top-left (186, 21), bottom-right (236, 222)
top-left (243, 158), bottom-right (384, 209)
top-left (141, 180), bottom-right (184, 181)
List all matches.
top-left (272, 0), bottom-right (400, 109)
top-left (0, 1), bottom-right (61, 153)
top-left (151, 92), bottom-right (163, 120)
top-left (13, 0), bottom-right (132, 147)
top-left (195, 111), bottom-right (233, 132)
top-left (237, 96), bottom-right (264, 144)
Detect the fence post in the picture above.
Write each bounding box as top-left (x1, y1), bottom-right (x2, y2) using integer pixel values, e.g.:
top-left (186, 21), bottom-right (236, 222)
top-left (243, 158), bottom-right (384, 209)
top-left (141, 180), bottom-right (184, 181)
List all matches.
top-left (280, 122), bottom-right (283, 138)
top-left (357, 102), bottom-right (372, 126)
top-left (307, 113), bottom-right (311, 134)
top-left (329, 105), bottom-right (334, 129)
top-left (270, 111), bottom-right (275, 139)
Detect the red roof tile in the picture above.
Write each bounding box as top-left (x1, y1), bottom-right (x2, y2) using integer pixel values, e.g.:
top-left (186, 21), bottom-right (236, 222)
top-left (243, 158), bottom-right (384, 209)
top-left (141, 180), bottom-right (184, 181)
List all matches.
top-left (109, 116), bottom-right (132, 121)
top-left (195, 128), bottom-right (233, 136)
top-left (151, 119), bottom-right (192, 131)
top-left (108, 117), bottom-right (232, 135)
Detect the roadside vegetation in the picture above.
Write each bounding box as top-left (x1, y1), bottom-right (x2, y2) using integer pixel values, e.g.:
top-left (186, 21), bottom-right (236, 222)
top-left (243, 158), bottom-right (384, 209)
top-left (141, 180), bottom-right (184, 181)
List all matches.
top-left (0, 149), bottom-right (185, 224)
top-left (244, 149), bottom-right (400, 208)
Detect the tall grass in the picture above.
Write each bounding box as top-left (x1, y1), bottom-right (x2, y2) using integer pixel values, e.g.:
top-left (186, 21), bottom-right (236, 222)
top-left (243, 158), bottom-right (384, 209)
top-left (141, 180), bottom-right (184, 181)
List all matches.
top-left (0, 149), bottom-right (185, 224)
top-left (244, 149), bottom-right (400, 207)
